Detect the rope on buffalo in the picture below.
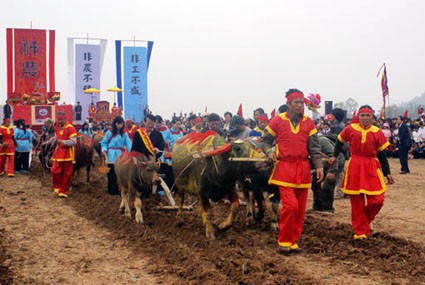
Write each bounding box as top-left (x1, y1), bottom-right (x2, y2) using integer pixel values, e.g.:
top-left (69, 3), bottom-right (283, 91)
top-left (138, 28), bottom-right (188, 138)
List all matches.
top-left (169, 157), bottom-right (197, 193)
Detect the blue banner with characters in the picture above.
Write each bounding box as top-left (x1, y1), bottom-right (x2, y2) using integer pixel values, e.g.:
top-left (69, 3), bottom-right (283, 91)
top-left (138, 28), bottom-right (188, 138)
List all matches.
top-left (123, 47), bottom-right (147, 122)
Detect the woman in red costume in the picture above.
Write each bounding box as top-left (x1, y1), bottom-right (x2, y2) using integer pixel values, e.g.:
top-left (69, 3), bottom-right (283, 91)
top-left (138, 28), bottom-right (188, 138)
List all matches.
top-left (330, 105), bottom-right (394, 240)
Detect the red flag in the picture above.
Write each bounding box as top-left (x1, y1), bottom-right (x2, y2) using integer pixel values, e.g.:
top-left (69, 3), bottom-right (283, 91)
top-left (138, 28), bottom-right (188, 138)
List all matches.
top-left (237, 103), bottom-right (243, 117)
top-left (270, 108), bottom-right (276, 118)
top-left (403, 109), bottom-right (409, 118)
top-left (379, 107), bottom-right (385, 119)
top-left (380, 64), bottom-right (389, 98)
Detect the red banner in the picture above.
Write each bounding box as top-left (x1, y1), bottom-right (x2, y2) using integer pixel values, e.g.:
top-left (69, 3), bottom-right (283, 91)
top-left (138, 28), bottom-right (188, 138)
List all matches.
top-left (34, 105), bottom-right (54, 124)
top-left (14, 29), bottom-right (47, 97)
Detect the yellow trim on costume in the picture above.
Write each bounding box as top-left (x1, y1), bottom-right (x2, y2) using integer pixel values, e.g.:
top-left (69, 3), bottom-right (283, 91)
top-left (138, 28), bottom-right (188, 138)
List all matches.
top-left (341, 158), bottom-right (351, 190)
top-left (377, 141), bottom-right (390, 152)
top-left (337, 133), bottom-right (345, 143)
top-left (0, 152), bottom-right (15, 156)
top-left (278, 241), bottom-right (292, 247)
top-left (265, 126), bottom-right (276, 137)
top-left (341, 159), bottom-right (387, 195)
top-left (53, 158), bottom-right (73, 161)
top-left (69, 133), bottom-right (77, 138)
top-left (308, 128), bottom-right (317, 136)
top-left (253, 127), bottom-right (265, 136)
top-left (70, 146), bottom-right (76, 164)
top-left (7, 174), bottom-right (14, 177)
top-left (351, 123), bottom-right (380, 144)
top-left (137, 129), bottom-right (155, 155)
top-left (342, 188), bottom-right (386, 196)
top-left (278, 112), bottom-right (309, 135)
top-left (354, 234), bottom-right (368, 239)
top-left (290, 243), bottom-right (299, 250)
top-left (269, 179), bottom-right (311, 189)
top-left (57, 193), bottom-right (68, 197)
top-left (1, 125), bottom-right (14, 134)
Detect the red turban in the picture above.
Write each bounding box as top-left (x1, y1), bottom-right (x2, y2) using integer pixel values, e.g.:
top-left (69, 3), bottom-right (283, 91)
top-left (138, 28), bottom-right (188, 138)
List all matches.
top-left (358, 107), bottom-right (374, 115)
top-left (257, 115), bottom-right (269, 122)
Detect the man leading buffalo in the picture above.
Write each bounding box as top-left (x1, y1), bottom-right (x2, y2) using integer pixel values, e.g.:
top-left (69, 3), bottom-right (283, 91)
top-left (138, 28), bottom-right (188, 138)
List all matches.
top-left (262, 88), bottom-right (324, 254)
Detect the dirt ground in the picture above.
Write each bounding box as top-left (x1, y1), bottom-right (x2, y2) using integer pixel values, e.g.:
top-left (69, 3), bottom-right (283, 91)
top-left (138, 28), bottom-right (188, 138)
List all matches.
top-left (0, 158), bottom-right (424, 285)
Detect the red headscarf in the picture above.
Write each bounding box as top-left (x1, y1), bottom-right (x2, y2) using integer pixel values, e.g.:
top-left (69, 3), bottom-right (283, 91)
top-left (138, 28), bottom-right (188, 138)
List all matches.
top-left (286, 91), bottom-right (304, 104)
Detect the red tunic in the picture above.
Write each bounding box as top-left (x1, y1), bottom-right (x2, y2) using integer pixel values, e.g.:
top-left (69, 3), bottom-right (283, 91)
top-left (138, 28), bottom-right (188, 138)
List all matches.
top-left (0, 126), bottom-right (15, 155)
top-left (88, 106), bottom-right (96, 119)
top-left (111, 106), bottom-right (119, 119)
top-left (266, 112), bottom-right (317, 188)
top-left (52, 123), bottom-right (77, 163)
top-left (338, 123), bottom-right (390, 195)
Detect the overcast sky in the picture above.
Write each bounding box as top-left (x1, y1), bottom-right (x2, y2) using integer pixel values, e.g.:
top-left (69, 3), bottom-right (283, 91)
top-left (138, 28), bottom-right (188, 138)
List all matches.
top-left (1, 0), bottom-right (424, 119)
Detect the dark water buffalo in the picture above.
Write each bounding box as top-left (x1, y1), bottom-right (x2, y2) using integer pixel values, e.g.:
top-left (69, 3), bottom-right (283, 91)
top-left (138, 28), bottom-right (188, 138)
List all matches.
top-left (238, 138), bottom-right (280, 231)
top-left (114, 151), bottom-right (159, 224)
top-left (92, 132), bottom-right (105, 164)
top-left (74, 133), bottom-right (94, 183)
top-left (239, 167), bottom-right (280, 231)
top-left (172, 130), bottom-right (268, 239)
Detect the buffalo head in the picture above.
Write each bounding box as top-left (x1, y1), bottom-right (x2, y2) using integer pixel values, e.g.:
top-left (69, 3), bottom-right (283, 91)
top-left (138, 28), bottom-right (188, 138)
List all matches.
top-left (132, 155), bottom-right (159, 186)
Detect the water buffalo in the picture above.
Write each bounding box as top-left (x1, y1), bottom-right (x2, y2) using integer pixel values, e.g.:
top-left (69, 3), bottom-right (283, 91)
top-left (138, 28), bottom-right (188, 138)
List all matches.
top-left (92, 132), bottom-right (105, 165)
top-left (74, 133), bottom-right (94, 183)
top-left (238, 138), bottom-right (280, 231)
top-left (39, 133), bottom-right (94, 184)
top-left (114, 151), bottom-right (159, 224)
top-left (172, 130), bottom-right (268, 239)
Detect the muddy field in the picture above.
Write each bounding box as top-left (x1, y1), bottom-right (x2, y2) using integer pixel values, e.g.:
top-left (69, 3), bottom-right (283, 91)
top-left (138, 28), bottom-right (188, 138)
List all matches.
top-left (1, 158), bottom-right (424, 285)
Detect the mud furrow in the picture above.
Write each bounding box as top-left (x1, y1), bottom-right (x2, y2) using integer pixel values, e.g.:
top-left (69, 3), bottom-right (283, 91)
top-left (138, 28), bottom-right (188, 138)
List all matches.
top-left (27, 164), bottom-right (425, 284)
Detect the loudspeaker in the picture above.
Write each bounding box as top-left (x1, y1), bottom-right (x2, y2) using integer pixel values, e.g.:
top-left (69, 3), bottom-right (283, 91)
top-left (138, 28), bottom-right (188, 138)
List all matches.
top-left (325, 101), bottom-right (333, 115)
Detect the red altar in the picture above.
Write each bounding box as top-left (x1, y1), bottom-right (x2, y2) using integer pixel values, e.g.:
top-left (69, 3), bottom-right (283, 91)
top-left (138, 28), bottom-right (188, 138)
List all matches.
top-left (13, 104), bottom-right (73, 125)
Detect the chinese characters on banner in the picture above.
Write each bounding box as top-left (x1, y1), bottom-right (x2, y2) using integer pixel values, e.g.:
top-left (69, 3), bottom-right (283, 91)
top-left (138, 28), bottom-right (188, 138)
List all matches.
top-left (123, 47), bottom-right (148, 122)
top-left (75, 44), bottom-right (100, 121)
top-left (12, 29), bottom-right (47, 99)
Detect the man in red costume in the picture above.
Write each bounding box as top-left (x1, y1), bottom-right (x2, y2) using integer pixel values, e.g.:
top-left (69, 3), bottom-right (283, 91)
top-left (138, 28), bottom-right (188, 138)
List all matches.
top-left (263, 89), bottom-right (324, 254)
top-left (0, 118), bottom-right (17, 177)
top-left (111, 103), bottom-right (119, 119)
top-left (51, 111), bottom-right (77, 198)
top-left (330, 105), bottom-right (394, 240)
top-left (88, 103), bottom-right (97, 120)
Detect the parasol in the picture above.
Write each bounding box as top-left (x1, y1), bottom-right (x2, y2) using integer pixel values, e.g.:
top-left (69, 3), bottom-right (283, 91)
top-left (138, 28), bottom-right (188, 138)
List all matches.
top-left (107, 86), bottom-right (123, 104)
top-left (83, 88), bottom-right (101, 104)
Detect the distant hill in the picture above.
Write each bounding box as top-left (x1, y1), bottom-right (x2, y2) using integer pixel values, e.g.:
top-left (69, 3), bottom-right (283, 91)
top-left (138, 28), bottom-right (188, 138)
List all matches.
top-left (385, 92), bottom-right (425, 119)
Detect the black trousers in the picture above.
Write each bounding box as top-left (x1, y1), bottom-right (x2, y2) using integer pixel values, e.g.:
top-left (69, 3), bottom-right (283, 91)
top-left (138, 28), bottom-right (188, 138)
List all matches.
top-left (160, 163), bottom-right (175, 191)
top-left (398, 146), bottom-right (410, 173)
top-left (14, 151), bottom-right (30, 172)
top-left (107, 164), bottom-right (120, 195)
top-left (311, 172), bottom-right (336, 211)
